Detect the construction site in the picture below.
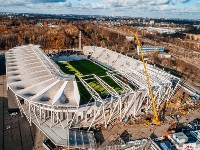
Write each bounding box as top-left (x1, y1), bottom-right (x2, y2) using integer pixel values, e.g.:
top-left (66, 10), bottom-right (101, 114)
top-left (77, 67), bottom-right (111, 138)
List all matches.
top-left (3, 30), bottom-right (200, 150)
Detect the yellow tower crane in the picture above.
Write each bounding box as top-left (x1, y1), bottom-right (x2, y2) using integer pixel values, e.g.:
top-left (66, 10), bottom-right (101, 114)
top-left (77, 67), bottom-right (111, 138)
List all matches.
top-left (130, 31), bottom-right (160, 125)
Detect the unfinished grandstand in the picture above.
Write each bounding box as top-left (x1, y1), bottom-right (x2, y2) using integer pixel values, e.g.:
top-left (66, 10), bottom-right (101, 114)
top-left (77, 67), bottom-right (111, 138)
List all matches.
top-left (6, 44), bottom-right (180, 148)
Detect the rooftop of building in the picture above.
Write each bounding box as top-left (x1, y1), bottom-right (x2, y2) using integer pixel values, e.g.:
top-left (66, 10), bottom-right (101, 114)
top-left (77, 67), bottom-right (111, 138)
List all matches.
top-left (6, 44), bottom-right (80, 108)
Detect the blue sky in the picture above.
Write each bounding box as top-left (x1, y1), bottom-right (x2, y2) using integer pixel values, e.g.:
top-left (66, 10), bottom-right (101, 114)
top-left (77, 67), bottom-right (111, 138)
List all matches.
top-left (1, 0), bottom-right (200, 19)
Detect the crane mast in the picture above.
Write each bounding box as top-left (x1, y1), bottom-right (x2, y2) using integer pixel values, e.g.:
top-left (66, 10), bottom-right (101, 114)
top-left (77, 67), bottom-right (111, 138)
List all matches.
top-left (130, 31), bottom-right (160, 125)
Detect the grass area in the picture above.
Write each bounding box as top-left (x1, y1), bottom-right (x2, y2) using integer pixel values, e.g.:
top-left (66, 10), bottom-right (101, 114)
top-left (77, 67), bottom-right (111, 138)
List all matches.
top-left (57, 59), bottom-right (124, 104)
top-left (76, 77), bottom-right (93, 105)
top-left (58, 61), bottom-right (84, 77)
top-left (101, 76), bottom-right (123, 93)
top-left (87, 79), bottom-right (109, 99)
top-left (58, 59), bottom-right (107, 77)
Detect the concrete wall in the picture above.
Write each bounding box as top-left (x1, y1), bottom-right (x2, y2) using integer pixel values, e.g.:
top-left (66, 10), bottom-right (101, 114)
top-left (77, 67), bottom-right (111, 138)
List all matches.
top-left (7, 88), bottom-right (18, 109)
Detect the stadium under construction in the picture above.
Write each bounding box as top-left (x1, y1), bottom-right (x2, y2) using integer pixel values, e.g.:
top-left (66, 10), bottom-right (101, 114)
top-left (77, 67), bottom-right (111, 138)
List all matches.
top-left (5, 44), bottom-right (180, 149)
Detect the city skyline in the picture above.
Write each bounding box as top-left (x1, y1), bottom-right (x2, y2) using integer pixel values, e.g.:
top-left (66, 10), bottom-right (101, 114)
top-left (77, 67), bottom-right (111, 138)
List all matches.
top-left (0, 0), bottom-right (200, 20)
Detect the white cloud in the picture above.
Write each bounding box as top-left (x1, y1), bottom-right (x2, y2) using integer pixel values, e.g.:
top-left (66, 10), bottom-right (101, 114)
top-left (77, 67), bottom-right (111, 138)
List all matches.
top-left (179, 0), bottom-right (191, 3)
top-left (0, 0), bottom-right (199, 19)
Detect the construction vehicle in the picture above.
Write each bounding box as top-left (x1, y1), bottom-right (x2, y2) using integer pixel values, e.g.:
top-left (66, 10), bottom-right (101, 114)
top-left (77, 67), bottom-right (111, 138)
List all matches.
top-left (178, 107), bottom-right (187, 115)
top-left (130, 31), bottom-right (160, 126)
top-left (165, 92), bottom-right (187, 115)
top-left (165, 114), bottom-right (179, 138)
top-left (177, 92), bottom-right (188, 115)
top-left (166, 101), bottom-right (174, 108)
top-left (144, 121), bottom-right (152, 127)
top-left (165, 123), bottom-right (176, 138)
top-left (187, 96), bottom-right (192, 102)
top-left (177, 92), bottom-right (185, 105)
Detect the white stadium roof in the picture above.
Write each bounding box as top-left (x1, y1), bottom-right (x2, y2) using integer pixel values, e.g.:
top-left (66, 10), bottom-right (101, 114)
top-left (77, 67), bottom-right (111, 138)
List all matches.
top-left (6, 45), bottom-right (80, 107)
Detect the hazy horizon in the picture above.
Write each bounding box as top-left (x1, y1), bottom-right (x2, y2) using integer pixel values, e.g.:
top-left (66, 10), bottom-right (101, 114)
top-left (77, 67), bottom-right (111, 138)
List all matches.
top-left (0, 0), bottom-right (200, 20)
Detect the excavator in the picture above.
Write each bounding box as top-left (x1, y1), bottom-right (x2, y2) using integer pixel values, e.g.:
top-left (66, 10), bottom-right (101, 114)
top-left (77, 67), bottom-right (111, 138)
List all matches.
top-left (130, 31), bottom-right (160, 126)
top-left (177, 92), bottom-right (188, 115)
top-left (166, 92), bottom-right (187, 115)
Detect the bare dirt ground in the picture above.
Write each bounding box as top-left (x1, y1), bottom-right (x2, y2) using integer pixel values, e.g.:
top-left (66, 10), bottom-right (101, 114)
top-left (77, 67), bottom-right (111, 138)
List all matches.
top-left (98, 107), bottom-right (200, 148)
top-left (98, 87), bottom-right (200, 148)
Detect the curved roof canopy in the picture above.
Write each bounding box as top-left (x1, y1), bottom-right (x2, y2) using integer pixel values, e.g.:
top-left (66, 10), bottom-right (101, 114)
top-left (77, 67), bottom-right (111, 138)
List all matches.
top-left (6, 45), bottom-right (80, 107)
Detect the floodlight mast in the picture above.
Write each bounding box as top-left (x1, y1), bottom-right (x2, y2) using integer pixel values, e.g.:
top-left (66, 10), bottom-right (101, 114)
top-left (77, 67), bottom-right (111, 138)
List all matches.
top-left (130, 31), bottom-right (160, 125)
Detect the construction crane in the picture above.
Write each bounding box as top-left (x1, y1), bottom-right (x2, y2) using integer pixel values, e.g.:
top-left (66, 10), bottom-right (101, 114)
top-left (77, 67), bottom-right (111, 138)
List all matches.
top-left (130, 31), bottom-right (160, 125)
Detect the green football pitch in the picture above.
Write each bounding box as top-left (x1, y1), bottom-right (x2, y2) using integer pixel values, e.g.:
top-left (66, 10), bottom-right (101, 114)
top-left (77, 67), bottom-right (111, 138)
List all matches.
top-left (57, 59), bottom-right (123, 104)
